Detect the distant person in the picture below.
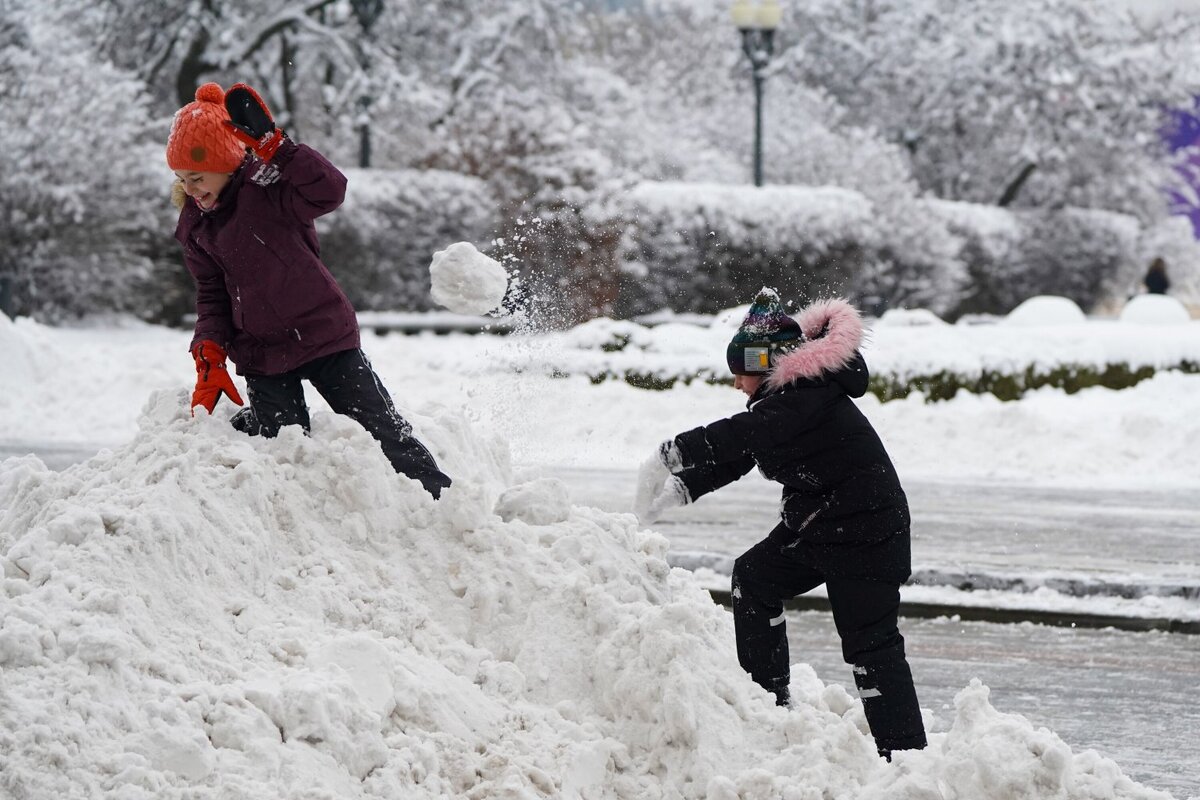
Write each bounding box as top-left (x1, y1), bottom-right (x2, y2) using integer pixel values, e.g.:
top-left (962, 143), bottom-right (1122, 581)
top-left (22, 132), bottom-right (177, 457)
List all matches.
top-left (166, 82), bottom-right (451, 498)
top-left (1143, 257), bottom-right (1171, 295)
top-left (635, 288), bottom-right (927, 761)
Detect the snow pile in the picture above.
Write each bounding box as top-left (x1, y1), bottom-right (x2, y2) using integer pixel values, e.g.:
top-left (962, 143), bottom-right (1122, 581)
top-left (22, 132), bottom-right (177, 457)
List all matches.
top-left (429, 241), bottom-right (510, 316)
top-left (1120, 294), bottom-right (1192, 325)
top-left (1004, 296), bottom-right (1088, 326)
top-left (0, 394), bottom-right (1175, 798)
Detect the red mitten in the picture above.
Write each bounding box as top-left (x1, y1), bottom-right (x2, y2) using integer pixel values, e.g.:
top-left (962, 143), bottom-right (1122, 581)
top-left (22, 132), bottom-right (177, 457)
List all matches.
top-left (223, 83), bottom-right (285, 161)
top-left (191, 340), bottom-right (244, 414)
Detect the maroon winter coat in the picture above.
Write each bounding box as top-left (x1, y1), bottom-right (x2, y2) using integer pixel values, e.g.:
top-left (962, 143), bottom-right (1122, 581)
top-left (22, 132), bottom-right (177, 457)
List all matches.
top-left (175, 139), bottom-right (360, 376)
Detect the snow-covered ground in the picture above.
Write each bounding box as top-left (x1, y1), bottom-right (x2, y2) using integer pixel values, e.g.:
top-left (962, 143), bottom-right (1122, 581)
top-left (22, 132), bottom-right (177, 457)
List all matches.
top-left (2, 306), bottom-right (1198, 799)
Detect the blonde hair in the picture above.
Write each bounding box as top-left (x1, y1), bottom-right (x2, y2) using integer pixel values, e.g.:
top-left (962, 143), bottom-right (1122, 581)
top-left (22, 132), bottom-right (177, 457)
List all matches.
top-left (170, 178), bottom-right (187, 210)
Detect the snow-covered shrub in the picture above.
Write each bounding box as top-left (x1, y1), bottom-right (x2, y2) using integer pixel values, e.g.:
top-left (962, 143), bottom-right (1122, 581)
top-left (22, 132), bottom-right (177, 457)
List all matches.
top-left (613, 181), bottom-right (966, 317)
top-left (927, 200), bottom-right (1143, 318)
top-left (1119, 294), bottom-right (1192, 325)
top-left (768, 120), bottom-right (969, 316)
top-left (921, 199), bottom-right (1024, 319)
top-left (615, 182), bottom-right (873, 316)
top-left (490, 202), bottom-right (627, 328)
top-left (316, 169), bottom-right (500, 312)
top-left (1010, 208), bottom-right (1142, 313)
top-left (0, 5), bottom-right (166, 321)
top-left (417, 89), bottom-right (629, 327)
top-left (866, 361), bottom-right (1172, 404)
top-left (1004, 296), bottom-right (1087, 326)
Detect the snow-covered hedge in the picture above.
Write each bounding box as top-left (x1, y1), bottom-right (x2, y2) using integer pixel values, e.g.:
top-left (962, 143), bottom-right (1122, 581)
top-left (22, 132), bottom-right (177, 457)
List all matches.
top-left (612, 181), bottom-right (965, 318)
top-left (607, 183), bottom-right (1165, 324)
top-left (317, 169), bottom-right (501, 312)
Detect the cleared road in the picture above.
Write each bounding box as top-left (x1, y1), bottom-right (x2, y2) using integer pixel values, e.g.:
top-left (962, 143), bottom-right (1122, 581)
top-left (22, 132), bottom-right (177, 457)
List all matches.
top-left (783, 610), bottom-right (1200, 799)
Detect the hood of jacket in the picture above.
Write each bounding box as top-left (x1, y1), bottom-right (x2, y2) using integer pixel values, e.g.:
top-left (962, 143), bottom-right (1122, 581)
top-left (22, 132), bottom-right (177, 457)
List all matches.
top-left (764, 298), bottom-right (865, 394)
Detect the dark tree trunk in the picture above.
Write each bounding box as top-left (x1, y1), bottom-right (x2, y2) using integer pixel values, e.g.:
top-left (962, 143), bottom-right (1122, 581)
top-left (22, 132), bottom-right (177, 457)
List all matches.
top-left (997, 162), bottom-right (1038, 207)
top-left (175, 27), bottom-right (214, 106)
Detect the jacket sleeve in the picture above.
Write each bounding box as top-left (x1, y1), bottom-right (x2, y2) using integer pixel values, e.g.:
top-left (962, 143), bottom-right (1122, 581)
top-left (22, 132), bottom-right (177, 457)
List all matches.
top-left (677, 457), bottom-right (756, 503)
top-left (268, 138), bottom-right (348, 224)
top-left (673, 390), bottom-right (829, 468)
top-left (183, 241), bottom-right (234, 352)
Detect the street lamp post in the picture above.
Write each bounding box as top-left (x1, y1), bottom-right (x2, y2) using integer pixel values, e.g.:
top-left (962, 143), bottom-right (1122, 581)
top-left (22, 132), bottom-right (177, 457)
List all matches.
top-left (350, 0), bottom-right (384, 167)
top-left (732, 0), bottom-right (781, 187)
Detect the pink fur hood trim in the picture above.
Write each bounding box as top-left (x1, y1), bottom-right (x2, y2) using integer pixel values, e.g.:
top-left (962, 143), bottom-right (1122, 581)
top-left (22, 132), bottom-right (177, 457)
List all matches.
top-left (765, 299), bottom-right (863, 390)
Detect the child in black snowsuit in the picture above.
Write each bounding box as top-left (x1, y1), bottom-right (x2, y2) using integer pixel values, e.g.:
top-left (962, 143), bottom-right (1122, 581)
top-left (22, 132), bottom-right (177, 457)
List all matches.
top-left (636, 288), bottom-right (927, 760)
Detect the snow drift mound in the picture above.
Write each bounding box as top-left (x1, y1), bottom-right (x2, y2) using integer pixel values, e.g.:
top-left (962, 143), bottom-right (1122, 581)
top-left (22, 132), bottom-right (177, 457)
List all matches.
top-left (0, 393), bottom-right (1172, 799)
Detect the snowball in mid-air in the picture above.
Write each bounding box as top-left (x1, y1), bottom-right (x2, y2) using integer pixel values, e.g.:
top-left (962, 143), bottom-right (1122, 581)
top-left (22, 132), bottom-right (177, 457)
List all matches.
top-left (429, 242), bottom-right (509, 315)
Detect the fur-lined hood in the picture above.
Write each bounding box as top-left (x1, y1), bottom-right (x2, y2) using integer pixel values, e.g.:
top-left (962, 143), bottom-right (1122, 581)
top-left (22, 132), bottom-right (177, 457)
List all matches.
top-left (765, 298), bottom-right (864, 391)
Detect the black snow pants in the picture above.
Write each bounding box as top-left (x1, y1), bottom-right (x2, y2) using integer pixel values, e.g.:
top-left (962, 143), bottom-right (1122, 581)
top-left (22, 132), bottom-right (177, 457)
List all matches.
top-left (236, 348), bottom-right (452, 499)
top-left (731, 522), bottom-right (927, 758)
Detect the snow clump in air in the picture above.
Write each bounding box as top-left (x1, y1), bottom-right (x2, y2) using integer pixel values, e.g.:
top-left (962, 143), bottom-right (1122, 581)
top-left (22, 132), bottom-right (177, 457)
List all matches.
top-left (429, 241), bottom-right (510, 315)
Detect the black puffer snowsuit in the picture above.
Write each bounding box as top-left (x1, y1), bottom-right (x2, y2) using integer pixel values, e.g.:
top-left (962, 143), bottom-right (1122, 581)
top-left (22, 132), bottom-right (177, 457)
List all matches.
top-left (667, 299), bottom-right (926, 758)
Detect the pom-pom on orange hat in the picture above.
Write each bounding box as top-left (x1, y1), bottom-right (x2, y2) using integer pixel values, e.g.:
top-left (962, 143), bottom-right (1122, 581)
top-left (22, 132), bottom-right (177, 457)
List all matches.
top-left (166, 83), bottom-right (246, 173)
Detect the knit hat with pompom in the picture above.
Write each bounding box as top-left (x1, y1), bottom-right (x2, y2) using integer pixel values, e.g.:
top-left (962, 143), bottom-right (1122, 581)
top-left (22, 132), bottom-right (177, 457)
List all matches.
top-left (726, 287), bottom-right (804, 375)
top-left (166, 83), bottom-right (245, 173)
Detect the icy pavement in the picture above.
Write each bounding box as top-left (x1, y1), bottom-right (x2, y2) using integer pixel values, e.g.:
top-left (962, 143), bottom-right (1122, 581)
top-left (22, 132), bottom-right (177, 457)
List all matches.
top-left (783, 610), bottom-right (1200, 799)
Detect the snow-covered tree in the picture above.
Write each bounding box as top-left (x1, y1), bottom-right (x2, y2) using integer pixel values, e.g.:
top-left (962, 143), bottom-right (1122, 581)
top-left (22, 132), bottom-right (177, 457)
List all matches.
top-left (787, 0), bottom-right (1200, 219)
top-left (0, 2), bottom-right (169, 321)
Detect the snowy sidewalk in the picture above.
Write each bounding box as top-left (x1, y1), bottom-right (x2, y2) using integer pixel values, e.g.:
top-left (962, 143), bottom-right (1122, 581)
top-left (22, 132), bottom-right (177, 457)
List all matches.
top-left (553, 467), bottom-right (1200, 632)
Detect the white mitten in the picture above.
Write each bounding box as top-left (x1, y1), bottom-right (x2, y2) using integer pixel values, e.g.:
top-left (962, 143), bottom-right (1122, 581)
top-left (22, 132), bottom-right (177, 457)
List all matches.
top-left (634, 452), bottom-right (671, 524)
top-left (646, 475), bottom-right (691, 522)
top-left (658, 439), bottom-right (684, 473)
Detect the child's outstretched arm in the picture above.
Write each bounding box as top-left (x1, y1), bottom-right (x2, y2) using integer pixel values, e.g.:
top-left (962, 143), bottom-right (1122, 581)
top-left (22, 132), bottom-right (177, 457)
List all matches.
top-left (633, 449), bottom-right (753, 523)
top-left (674, 394), bottom-right (820, 468)
top-left (676, 459), bottom-right (755, 502)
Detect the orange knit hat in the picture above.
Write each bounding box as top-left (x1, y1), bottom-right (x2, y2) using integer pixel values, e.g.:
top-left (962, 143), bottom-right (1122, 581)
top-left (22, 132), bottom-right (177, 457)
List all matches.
top-left (166, 83), bottom-right (246, 173)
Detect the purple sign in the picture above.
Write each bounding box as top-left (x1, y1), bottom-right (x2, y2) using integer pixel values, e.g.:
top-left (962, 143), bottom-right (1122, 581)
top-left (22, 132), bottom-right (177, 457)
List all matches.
top-left (1162, 102), bottom-right (1200, 236)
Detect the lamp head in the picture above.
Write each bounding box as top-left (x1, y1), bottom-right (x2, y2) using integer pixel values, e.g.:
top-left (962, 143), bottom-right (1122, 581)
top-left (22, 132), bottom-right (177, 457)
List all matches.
top-left (731, 0), bottom-right (756, 29)
top-left (757, 0), bottom-right (782, 30)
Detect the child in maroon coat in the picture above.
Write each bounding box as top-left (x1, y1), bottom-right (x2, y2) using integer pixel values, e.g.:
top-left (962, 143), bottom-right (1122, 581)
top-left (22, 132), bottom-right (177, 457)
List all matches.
top-left (166, 82), bottom-right (450, 498)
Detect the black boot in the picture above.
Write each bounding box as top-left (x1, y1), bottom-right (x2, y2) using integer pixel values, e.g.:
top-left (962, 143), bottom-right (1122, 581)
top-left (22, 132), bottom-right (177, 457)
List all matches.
top-left (853, 656), bottom-right (927, 757)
